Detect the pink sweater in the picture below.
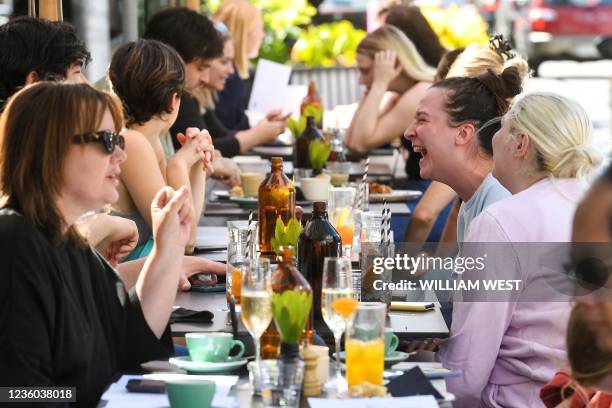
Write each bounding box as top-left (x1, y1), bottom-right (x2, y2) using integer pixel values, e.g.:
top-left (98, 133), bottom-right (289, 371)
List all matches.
top-left (438, 178), bottom-right (586, 407)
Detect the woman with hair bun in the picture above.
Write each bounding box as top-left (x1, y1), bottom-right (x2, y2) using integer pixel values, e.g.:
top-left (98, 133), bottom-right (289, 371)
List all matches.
top-left (405, 65), bottom-right (524, 241)
top-left (437, 92), bottom-right (602, 407)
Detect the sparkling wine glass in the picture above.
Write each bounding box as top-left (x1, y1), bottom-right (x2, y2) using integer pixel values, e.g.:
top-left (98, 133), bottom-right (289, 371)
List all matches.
top-left (241, 259), bottom-right (272, 368)
top-left (321, 257), bottom-right (356, 395)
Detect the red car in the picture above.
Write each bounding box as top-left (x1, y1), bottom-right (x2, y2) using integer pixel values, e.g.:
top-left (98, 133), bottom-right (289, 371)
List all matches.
top-left (508, 0), bottom-right (612, 75)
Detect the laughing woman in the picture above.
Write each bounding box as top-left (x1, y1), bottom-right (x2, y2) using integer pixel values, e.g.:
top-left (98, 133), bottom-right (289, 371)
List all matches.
top-left (439, 93), bottom-right (602, 407)
top-left (0, 82), bottom-right (191, 405)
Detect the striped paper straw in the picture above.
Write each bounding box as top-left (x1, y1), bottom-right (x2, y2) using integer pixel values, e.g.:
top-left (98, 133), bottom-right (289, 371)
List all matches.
top-left (357, 157), bottom-right (370, 210)
top-left (385, 206), bottom-right (392, 244)
top-left (380, 200), bottom-right (387, 244)
top-left (246, 211), bottom-right (254, 258)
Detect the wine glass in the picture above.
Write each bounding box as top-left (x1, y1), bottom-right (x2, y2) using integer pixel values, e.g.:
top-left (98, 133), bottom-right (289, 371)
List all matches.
top-left (321, 257), bottom-right (356, 395)
top-left (241, 259), bottom-right (273, 369)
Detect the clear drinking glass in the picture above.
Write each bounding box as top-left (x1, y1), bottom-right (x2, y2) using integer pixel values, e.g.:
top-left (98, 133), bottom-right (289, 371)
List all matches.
top-left (321, 257), bottom-right (356, 395)
top-left (227, 220), bottom-right (258, 306)
top-left (259, 359), bottom-right (305, 407)
top-left (328, 187), bottom-right (356, 251)
top-left (345, 302), bottom-right (386, 388)
top-left (241, 259), bottom-right (272, 376)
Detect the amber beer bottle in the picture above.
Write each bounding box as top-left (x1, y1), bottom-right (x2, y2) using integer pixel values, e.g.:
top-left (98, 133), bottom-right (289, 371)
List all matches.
top-left (298, 202), bottom-right (342, 324)
top-left (260, 321), bottom-right (281, 359)
top-left (300, 80), bottom-right (323, 128)
top-left (258, 157), bottom-right (296, 255)
top-left (294, 116), bottom-right (325, 170)
top-left (271, 246), bottom-right (313, 355)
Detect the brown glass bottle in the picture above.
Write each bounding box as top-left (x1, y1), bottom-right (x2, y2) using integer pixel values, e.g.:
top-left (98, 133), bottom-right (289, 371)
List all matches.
top-left (300, 80), bottom-right (323, 128)
top-left (260, 321), bottom-right (281, 359)
top-left (271, 246), bottom-right (313, 357)
top-left (294, 116), bottom-right (325, 170)
top-left (258, 157), bottom-right (296, 255)
top-left (297, 202), bottom-right (342, 323)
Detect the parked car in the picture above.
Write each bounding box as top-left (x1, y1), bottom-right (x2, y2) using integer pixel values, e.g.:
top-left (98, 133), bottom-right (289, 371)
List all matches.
top-left (507, 0), bottom-right (612, 75)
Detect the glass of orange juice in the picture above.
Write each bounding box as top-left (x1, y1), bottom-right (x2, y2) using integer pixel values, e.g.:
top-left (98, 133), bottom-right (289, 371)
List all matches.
top-left (345, 302), bottom-right (386, 388)
top-left (328, 187), bottom-right (356, 250)
top-left (227, 220), bottom-right (258, 306)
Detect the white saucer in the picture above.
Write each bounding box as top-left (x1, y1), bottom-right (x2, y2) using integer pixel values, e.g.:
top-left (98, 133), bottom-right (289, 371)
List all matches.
top-left (169, 356), bottom-right (248, 374)
top-left (334, 351), bottom-right (413, 363)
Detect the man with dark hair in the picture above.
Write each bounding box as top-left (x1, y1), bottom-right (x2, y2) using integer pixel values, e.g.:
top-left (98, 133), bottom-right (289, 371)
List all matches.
top-left (0, 16), bottom-right (91, 107)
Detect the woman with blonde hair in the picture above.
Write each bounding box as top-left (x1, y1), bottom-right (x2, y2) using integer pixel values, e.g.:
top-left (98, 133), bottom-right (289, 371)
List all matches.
top-left (345, 24), bottom-right (436, 153)
top-left (213, 0), bottom-right (286, 131)
top-left (437, 92), bottom-right (602, 407)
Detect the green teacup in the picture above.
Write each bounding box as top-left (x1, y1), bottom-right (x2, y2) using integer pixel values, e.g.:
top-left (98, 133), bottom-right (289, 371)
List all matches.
top-left (384, 328), bottom-right (399, 356)
top-left (186, 333), bottom-right (245, 363)
top-left (166, 379), bottom-right (215, 408)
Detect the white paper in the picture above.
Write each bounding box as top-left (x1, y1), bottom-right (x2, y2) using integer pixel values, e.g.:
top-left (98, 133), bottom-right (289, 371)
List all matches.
top-left (285, 84), bottom-right (308, 119)
top-left (248, 59), bottom-right (292, 116)
top-left (308, 395), bottom-right (439, 408)
top-left (100, 374), bottom-right (239, 408)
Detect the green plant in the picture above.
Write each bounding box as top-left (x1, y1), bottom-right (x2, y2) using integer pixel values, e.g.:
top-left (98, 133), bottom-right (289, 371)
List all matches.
top-left (271, 216), bottom-right (303, 254)
top-left (287, 105), bottom-right (323, 141)
top-left (271, 289), bottom-right (312, 343)
top-left (309, 140), bottom-right (331, 170)
top-left (291, 21), bottom-right (366, 68)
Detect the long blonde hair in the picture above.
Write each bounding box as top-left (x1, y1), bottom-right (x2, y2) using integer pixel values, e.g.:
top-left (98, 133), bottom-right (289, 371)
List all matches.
top-left (214, 0), bottom-right (261, 79)
top-left (505, 92), bottom-right (602, 179)
top-left (446, 43), bottom-right (529, 82)
top-left (357, 24), bottom-right (435, 83)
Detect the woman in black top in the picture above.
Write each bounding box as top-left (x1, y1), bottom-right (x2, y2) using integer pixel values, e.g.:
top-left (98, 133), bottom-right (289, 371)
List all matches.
top-left (0, 82), bottom-right (198, 406)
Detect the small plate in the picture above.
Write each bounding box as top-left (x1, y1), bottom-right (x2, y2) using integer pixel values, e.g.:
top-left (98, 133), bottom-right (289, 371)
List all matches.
top-left (369, 190), bottom-right (423, 203)
top-left (229, 196), bottom-right (258, 209)
top-left (334, 351), bottom-right (413, 363)
top-left (211, 190), bottom-right (231, 200)
top-left (169, 356), bottom-right (248, 374)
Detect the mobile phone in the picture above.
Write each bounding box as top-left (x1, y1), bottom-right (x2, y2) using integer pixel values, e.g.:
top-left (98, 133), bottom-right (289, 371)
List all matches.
top-left (125, 379), bottom-right (166, 394)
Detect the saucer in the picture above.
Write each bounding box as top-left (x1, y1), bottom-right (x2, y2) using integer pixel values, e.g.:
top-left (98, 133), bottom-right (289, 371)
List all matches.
top-left (334, 351), bottom-right (413, 363)
top-left (169, 356), bottom-right (248, 374)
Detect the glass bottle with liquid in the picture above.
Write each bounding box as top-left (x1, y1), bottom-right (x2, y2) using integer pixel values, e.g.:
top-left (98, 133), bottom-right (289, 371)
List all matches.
top-left (270, 246), bottom-right (313, 357)
top-left (258, 157), bottom-right (296, 256)
top-left (300, 80), bottom-right (323, 128)
top-left (327, 128), bottom-right (346, 163)
top-left (294, 116), bottom-right (324, 171)
top-left (297, 202), bottom-right (342, 323)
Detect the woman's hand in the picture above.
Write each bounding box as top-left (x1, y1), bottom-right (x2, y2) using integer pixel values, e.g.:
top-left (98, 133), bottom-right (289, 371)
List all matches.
top-left (252, 118), bottom-right (286, 145)
top-left (212, 155), bottom-right (241, 187)
top-left (95, 216), bottom-right (139, 266)
top-left (373, 50), bottom-right (402, 89)
top-left (176, 128), bottom-right (215, 173)
top-left (151, 186), bottom-right (193, 252)
top-left (266, 109), bottom-right (291, 122)
top-left (177, 256), bottom-right (226, 291)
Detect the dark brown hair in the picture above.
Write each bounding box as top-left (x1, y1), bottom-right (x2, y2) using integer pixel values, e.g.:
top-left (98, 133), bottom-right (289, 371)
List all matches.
top-left (434, 48), bottom-right (465, 83)
top-left (0, 82), bottom-right (123, 244)
top-left (433, 66), bottom-right (523, 155)
top-left (567, 305), bottom-right (612, 386)
top-left (109, 39), bottom-right (185, 126)
top-left (384, 5), bottom-right (446, 68)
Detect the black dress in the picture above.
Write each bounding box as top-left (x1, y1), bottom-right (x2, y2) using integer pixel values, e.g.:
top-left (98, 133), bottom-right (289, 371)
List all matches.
top-left (170, 93), bottom-right (241, 158)
top-left (0, 208), bottom-right (173, 407)
top-left (214, 67), bottom-right (251, 131)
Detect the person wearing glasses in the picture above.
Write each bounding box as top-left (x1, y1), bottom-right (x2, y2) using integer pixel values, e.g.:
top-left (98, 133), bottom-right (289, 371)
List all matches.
top-left (108, 40), bottom-right (222, 270)
top-left (0, 82), bottom-right (188, 405)
top-left (436, 93), bottom-right (602, 407)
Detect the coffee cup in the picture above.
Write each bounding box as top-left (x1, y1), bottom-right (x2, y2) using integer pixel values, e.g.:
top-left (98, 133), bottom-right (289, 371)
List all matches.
top-left (241, 172), bottom-right (266, 197)
top-left (185, 333), bottom-right (245, 362)
top-left (384, 328), bottom-right (399, 356)
top-left (300, 174), bottom-right (331, 201)
top-left (166, 379), bottom-right (215, 408)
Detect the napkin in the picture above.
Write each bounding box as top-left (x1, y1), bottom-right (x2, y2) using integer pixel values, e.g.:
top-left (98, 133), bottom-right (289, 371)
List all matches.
top-left (390, 302), bottom-right (435, 312)
top-left (386, 367), bottom-right (443, 399)
top-left (170, 307), bottom-right (214, 324)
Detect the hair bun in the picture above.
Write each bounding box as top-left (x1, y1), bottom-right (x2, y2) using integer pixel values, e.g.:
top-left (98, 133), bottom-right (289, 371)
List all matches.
top-left (552, 144), bottom-right (603, 179)
top-left (477, 67), bottom-right (523, 114)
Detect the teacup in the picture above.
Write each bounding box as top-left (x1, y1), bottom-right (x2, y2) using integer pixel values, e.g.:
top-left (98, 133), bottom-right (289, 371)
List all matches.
top-left (241, 172), bottom-right (267, 197)
top-left (384, 328), bottom-right (399, 356)
top-left (300, 175), bottom-right (331, 201)
top-left (166, 379), bottom-right (215, 408)
top-left (185, 333), bottom-right (245, 363)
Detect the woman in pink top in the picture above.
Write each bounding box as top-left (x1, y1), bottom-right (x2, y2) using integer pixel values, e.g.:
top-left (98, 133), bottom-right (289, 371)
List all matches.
top-left (438, 92), bottom-right (602, 407)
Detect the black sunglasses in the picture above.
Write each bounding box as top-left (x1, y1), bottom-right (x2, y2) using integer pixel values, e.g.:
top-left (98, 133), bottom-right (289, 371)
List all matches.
top-left (72, 131), bottom-right (125, 153)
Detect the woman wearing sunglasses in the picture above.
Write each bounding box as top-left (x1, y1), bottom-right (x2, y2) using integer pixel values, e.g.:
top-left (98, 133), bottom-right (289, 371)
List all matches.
top-left (108, 39), bottom-right (218, 263)
top-left (0, 82), bottom-right (187, 405)
top-left (437, 93), bottom-right (602, 407)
